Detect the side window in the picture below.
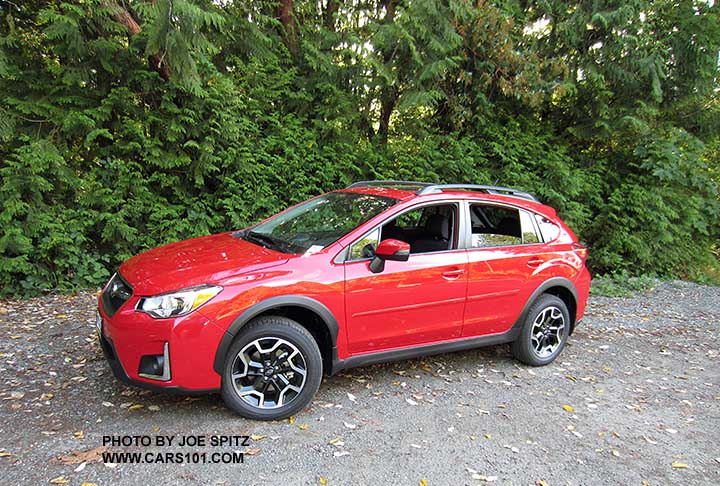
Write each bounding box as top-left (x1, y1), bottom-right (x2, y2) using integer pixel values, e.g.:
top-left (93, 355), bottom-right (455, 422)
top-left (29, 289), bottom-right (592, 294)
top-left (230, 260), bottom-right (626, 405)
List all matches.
top-left (348, 228), bottom-right (380, 260)
top-left (381, 204), bottom-right (457, 254)
top-left (470, 204), bottom-right (522, 248)
top-left (535, 215), bottom-right (560, 242)
top-left (520, 211), bottom-right (540, 244)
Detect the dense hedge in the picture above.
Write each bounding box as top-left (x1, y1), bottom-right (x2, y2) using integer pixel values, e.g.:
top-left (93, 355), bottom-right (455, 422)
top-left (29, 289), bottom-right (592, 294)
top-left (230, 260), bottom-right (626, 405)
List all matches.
top-left (1, 0), bottom-right (718, 295)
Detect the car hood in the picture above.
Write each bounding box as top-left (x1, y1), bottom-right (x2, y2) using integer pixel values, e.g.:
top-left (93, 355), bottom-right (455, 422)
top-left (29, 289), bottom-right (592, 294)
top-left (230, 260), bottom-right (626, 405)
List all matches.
top-left (119, 232), bottom-right (289, 295)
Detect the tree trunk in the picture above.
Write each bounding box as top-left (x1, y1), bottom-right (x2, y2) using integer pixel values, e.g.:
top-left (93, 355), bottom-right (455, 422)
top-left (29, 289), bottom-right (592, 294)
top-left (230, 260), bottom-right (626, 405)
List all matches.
top-left (378, 89), bottom-right (397, 145)
top-left (104, 1), bottom-right (169, 80)
top-left (277, 0), bottom-right (299, 55)
top-left (324, 0), bottom-right (339, 32)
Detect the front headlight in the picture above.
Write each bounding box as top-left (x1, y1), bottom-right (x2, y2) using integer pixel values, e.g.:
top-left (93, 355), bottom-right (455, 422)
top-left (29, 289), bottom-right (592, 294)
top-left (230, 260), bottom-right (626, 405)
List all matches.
top-left (137, 285), bottom-right (222, 319)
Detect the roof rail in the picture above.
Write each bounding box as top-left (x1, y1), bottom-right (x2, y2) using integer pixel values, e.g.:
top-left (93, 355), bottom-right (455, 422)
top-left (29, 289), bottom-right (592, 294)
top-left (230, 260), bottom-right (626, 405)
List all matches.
top-left (417, 184), bottom-right (539, 202)
top-left (346, 180), bottom-right (432, 189)
top-left (346, 180), bottom-right (539, 203)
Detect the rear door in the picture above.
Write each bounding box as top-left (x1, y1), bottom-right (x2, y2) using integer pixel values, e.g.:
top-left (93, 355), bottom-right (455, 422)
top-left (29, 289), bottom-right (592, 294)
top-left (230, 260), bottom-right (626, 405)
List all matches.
top-left (461, 201), bottom-right (545, 337)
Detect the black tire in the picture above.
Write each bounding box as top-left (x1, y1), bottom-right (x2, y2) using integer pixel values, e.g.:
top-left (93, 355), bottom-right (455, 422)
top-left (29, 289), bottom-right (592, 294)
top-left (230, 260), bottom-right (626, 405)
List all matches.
top-left (221, 316), bottom-right (322, 420)
top-left (512, 294), bottom-right (570, 366)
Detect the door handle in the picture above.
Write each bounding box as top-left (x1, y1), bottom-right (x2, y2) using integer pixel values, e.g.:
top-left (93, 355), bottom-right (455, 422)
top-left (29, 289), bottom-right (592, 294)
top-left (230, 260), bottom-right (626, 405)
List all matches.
top-left (441, 268), bottom-right (464, 280)
top-left (527, 257), bottom-right (544, 268)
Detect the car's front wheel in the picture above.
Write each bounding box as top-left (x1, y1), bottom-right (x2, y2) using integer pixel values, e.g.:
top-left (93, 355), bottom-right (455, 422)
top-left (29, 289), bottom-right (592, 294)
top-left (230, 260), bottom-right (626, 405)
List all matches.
top-left (512, 294), bottom-right (570, 366)
top-left (221, 316), bottom-right (322, 420)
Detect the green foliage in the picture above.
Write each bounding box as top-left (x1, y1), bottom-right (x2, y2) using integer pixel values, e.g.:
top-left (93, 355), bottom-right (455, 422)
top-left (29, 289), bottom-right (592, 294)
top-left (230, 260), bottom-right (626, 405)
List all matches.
top-left (0, 0), bottom-right (718, 295)
top-left (591, 271), bottom-right (657, 298)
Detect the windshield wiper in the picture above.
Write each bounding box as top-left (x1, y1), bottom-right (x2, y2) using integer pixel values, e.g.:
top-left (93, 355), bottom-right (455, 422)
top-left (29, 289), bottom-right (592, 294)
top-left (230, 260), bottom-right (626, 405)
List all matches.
top-left (245, 230), bottom-right (288, 252)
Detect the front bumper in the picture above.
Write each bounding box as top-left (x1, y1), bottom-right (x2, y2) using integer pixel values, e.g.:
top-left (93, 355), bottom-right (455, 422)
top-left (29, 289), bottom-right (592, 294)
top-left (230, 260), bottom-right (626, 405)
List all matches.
top-left (97, 288), bottom-right (224, 392)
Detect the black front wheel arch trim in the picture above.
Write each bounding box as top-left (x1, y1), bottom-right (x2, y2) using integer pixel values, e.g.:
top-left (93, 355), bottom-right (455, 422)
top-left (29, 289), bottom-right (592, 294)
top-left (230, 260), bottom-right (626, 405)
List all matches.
top-left (212, 295), bottom-right (339, 375)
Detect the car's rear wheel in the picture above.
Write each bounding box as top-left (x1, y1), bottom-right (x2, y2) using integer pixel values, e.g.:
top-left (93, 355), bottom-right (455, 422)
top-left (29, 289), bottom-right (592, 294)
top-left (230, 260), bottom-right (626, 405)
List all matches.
top-left (512, 294), bottom-right (570, 366)
top-left (221, 316), bottom-right (322, 420)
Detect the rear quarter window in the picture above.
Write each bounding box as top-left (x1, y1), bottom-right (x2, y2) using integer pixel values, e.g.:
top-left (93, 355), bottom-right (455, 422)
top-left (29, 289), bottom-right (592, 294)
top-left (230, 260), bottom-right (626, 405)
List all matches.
top-left (535, 215), bottom-right (561, 242)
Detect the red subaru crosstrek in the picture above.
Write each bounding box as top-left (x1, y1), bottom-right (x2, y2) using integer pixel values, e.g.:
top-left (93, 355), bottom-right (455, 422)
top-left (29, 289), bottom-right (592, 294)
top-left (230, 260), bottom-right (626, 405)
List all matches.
top-left (97, 181), bottom-right (590, 420)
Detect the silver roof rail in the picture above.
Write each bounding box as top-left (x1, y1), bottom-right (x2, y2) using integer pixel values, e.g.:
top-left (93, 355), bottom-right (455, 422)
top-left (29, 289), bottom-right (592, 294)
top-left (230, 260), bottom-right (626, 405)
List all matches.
top-left (346, 181), bottom-right (539, 202)
top-left (346, 180), bottom-right (432, 189)
top-left (416, 184), bottom-right (539, 202)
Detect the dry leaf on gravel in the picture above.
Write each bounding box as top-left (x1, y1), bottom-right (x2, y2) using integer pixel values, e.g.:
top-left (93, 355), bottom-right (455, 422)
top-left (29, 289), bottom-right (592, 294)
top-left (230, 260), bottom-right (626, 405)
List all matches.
top-left (343, 422), bottom-right (356, 430)
top-left (333, 451), bottom-right (350, 457)
top-left (562, 405), bottom-right (574, 412)
top-left (56, 446), bottom-right (107, 465)
top-left (244, 448), bottom-right (261, 455)
top-left (471, 474), bottom-right (497, 482)
top-left (251, 434), bottom-right (267, 441)
top-left (49, 477), bottom-right (69, 484)
top-left (671, 461), bottom-right (688, 469)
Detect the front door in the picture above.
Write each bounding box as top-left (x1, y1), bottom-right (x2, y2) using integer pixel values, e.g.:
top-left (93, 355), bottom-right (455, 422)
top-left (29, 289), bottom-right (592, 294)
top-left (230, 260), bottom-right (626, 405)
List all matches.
top-left (344, 203), bottom-right (468, 355)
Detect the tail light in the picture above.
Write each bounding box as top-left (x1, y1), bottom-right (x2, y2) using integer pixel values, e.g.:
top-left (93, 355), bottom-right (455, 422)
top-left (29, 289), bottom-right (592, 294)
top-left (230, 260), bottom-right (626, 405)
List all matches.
top-left (571, 242), bottom-right (588, 262)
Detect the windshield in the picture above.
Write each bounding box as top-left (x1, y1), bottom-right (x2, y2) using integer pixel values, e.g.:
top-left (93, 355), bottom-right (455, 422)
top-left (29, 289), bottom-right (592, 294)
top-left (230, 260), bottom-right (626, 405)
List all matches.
top-left (241, 192), bottom-right (397, 254)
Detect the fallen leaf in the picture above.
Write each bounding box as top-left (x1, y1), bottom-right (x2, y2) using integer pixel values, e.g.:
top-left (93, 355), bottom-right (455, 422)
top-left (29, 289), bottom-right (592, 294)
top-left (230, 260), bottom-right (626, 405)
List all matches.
top-left (251, 434), bottom-right (267, 441)
top-left (611, 449), bottom-right (620, 457)
top-left (299, 423), bottom-right (309, 430)
top-left (406, 398), bottom-right (418, 406)
top-left (347, 392), bottom-right (357, 403)
top-left (148, 405), bottom-right (160, 411)
top-left (56, 446), bottom-right (108, 465)
top-left (74, 462), bottom-right (86, 472)
top-left (319, 477), bottom-right (327, 485)
top-left (40, 393), bottom-right (54, 401)
top-left (128, 404), bottom-right (144, 411)
top-left (333, 451), bottom-right (350, 457)
top-left (49, 477), bottom-right (69, 484)
top-left (289, 416), bottom-right (295, 425)
top-left (244, 448), bottom-right (261, 455)
top-left (471, 475), bottom-right (498, 482)
top-left (642, 435), bottom-right (657, 445)
top-left (81, 483), bottom-right (97, 486)
top-left (562, 405), bottom-right (574, 412)
top-left (73, 431), bottom-right (84, 439)
top-left (0, 452), bottom-right (13, 458)
top-left (6, 392), bottom-right (24, 400)
top-left (419, 480), bottom-right (428, 486)
top-left (101, 401), bottom-right (114, 407)
top-left (665, 428), bottom-right (678, 434)
top-left (536, 481), bottom-right (548, 486)
top-left (671, 461), bottom-right (688, 469)
top-left (343, 422), bottom-right (356, 430)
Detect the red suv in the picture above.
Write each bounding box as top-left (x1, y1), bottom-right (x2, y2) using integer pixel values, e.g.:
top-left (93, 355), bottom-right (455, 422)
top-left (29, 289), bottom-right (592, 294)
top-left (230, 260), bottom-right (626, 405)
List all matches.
top-left (97, 181), bottom-right (590, 420)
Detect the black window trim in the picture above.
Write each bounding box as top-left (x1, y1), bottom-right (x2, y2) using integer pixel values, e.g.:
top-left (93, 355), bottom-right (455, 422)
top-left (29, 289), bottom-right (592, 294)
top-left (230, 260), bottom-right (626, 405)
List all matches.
top-left (343, 200), bottom-right (465, 263)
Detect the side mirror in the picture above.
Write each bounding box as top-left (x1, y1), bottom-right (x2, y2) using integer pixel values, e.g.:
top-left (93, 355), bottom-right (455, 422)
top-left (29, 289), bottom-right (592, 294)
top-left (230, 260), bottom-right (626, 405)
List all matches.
top-left (369, 239), bottom-right (410, 273)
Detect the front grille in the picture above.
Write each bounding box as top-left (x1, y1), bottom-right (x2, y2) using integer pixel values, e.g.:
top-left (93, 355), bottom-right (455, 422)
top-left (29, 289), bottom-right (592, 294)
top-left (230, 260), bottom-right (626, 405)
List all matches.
top-left (102, 273), bottom-right (133, 317)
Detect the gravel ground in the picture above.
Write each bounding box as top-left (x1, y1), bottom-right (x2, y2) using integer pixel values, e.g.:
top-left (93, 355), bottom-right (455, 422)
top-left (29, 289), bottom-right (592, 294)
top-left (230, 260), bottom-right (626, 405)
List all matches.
top-left (1, 280), bottom-right (718, 486)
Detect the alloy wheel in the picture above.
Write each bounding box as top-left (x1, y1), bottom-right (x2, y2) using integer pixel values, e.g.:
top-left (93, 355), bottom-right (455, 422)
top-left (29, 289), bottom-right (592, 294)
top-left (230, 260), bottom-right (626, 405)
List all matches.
top-left (530, 306), bottom-right (566, 359)
top-left (231, 337), bottom-right (307, 409)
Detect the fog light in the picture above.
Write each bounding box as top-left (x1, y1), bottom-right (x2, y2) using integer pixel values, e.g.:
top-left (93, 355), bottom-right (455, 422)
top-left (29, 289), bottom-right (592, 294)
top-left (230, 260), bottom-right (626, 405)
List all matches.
top-left (138, 342), bottom-right (171, 381)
